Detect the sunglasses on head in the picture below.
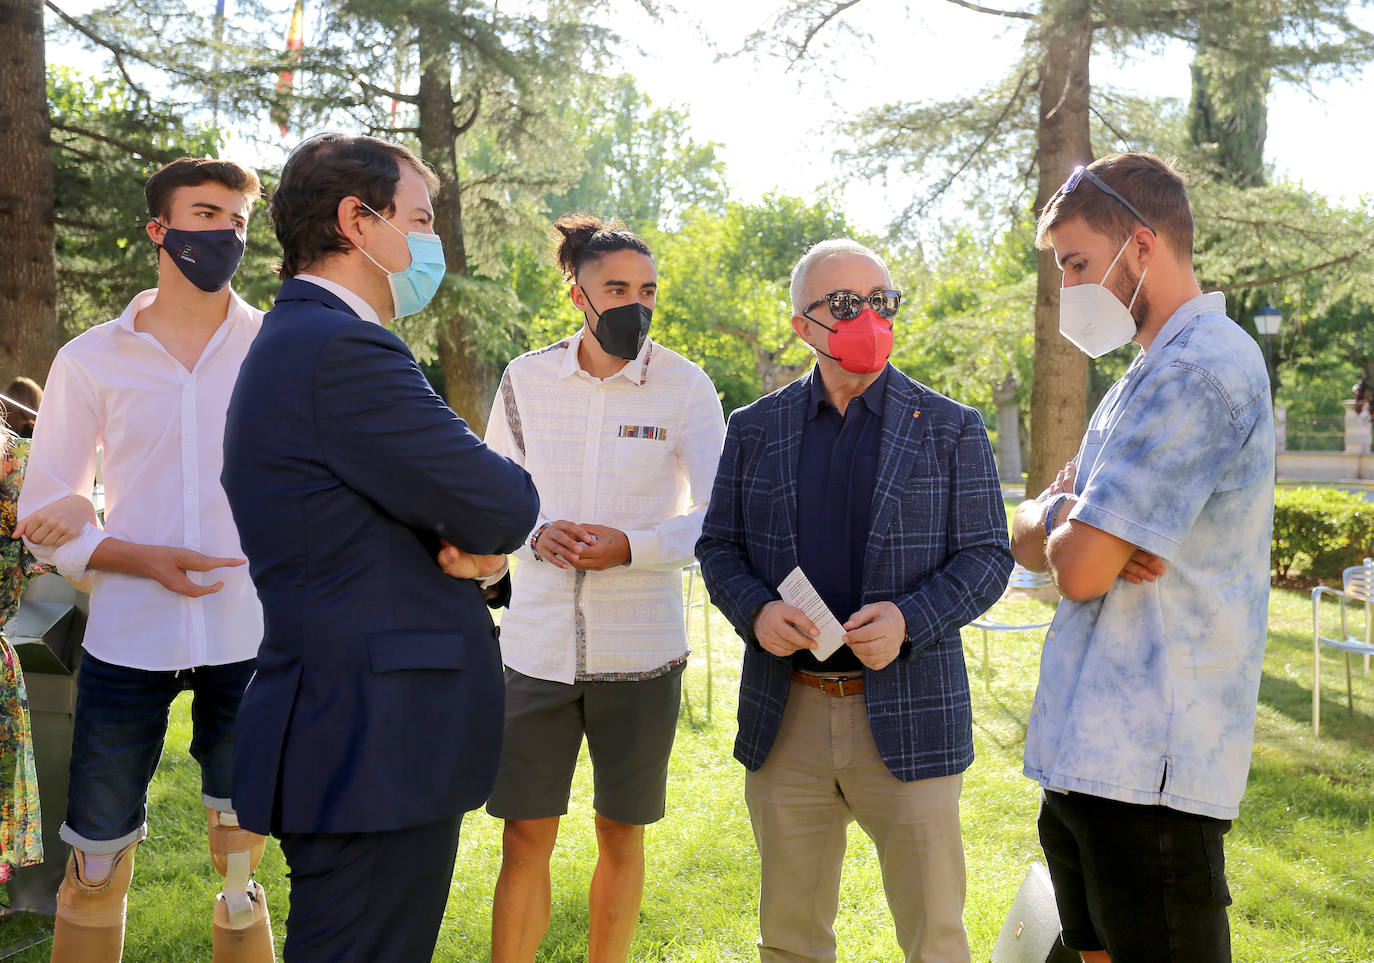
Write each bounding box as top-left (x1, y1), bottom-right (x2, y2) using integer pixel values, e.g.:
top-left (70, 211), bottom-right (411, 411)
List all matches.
top-left (1059, 165), bottom-right (1157, 235)
top-left (804, 289), bottom-right (902, 322)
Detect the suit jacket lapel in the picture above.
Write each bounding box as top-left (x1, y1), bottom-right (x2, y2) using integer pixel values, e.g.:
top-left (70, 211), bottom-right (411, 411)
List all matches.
top-left (772, 369), bottom-right (812, 574)
top-left (862, 368), bottom-right (928, 587)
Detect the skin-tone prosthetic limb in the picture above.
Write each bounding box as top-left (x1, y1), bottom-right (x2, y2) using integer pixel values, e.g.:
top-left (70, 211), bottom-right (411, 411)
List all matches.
top-left (50, 842), bottom-right (140, 962)
top-left (208, 808), bottom-right (274, 962)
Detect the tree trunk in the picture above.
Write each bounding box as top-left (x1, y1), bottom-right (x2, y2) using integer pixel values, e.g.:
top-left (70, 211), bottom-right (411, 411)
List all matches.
top-left (1026, 0), bottom-right (1092, 496)
top-left (0, 0), bottom-right (58, 389)
top-left (416, 39), bottom-right (495, 434)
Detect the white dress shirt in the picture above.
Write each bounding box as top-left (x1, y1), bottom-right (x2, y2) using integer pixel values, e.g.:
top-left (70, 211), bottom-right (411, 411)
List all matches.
top-left (18, 288), bottom-right (264, 671)
top-left (486, 330), bottom-right (726, 683)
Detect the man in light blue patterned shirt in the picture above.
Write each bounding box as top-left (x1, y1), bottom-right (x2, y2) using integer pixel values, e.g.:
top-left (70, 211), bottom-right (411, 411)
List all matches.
top-left (1012, 153), bottom-right (1274, 963)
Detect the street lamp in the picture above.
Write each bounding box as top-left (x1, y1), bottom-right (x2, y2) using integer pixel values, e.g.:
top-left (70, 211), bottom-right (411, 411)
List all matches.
top-left (1254, 303), bottom-right (1284, 399)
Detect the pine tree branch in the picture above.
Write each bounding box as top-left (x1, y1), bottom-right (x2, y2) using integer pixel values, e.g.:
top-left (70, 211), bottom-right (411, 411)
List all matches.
top-left (1218, 247), bottom-right (1373, 293)
top-left (454, 90), bottom-right (482, 136)
top-left (787, 0), bottom-right (867, 63)
top-left (51, 122), bottom-right (177, 161)
top-left (910, 66), bottom-right (1032, 218)
top-left (45, 0), bottom-right (229, 97)
top-left (940, 0), bottom-right (1035, 21)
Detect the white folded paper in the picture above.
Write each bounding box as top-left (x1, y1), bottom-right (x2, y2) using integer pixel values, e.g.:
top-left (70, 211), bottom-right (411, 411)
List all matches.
top-left (777, 566), bottom-right (847, 661)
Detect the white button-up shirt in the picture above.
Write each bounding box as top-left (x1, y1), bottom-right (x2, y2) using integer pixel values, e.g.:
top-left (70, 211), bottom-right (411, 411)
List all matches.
top-left (18, 288), bottom-right (264, 671)
top-left (486, 330), bottom-right (725, 683)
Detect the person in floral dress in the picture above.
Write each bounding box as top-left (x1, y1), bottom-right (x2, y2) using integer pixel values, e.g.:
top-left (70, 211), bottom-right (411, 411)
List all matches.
top-left (0, 427), bottom-right (46, 887)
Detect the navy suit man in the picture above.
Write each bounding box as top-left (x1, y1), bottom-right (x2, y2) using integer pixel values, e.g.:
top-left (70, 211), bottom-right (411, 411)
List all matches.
top-left (696, 240), bottom-right (1011, 962)
top-left (222, 133), bottom-right (539, 963)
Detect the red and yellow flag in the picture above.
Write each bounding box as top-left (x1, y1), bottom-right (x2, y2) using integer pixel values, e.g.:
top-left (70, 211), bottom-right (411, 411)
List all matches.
top-left (273, 0), bottom-right (305, 135)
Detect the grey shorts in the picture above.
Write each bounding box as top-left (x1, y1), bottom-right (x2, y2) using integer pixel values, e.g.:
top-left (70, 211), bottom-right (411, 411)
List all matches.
top-left (485, 663), bottom-right (684, 826)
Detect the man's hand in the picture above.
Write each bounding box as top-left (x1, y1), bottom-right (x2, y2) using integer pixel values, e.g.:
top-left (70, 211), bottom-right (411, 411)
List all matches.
top-left (436, 539), bottom-right (507, 581)
top-left (536, 520), bottom-right (595, 570)
top-left (15, 494), bottom-right (99, 547)
top-left (752, 600), bottom-right (819, 658)
top-left (1118, 548), bottom-right (1167, 585)
top-left (142, 547), bottom-right (245, 598)
top-left (843, 601), bottom-right (906, 671)
top-left (1040, 459), bottom-right (1077, 500)
top-left (571, 524), bottom-right (630, 571)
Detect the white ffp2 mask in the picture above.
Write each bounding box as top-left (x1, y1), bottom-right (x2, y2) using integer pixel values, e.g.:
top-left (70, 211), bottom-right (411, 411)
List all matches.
top-left (1058, 236), bottom-right (1147, 359)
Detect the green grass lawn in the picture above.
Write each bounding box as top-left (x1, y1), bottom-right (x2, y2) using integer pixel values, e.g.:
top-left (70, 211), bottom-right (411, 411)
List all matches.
top-left (2, 576), bottom-right (1372, 961)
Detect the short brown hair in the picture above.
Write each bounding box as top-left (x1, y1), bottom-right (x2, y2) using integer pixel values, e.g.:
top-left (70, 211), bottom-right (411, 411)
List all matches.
top-left (551, 213), bottom-right (653, 282)
top-left (270, 133), bottom-right (440, 278)
top-left (1, 376), bottom-right (42, 437)
top-left (1036, 152), bottom-right (1194, 258)
top-left (145, 158), bottom-right (262, 223)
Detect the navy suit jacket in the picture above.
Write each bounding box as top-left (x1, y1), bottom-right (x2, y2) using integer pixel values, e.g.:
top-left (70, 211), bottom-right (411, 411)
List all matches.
top-left (222, 278), bottom-right (539, 835)
top-left (695, 365), bottom-right (1012, 782)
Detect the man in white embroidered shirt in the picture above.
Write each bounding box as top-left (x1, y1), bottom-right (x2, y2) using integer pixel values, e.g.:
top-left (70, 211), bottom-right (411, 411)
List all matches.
top-left (484, 214), bottom-right (726, 963)
top-left (15, 159), bottom-right (275, 962)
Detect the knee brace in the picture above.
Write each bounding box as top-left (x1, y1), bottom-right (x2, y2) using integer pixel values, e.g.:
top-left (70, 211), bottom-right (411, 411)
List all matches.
top-left (208, 808), bottom-right (275, 963)
top-left (51, 841), bottom-right (138, 963)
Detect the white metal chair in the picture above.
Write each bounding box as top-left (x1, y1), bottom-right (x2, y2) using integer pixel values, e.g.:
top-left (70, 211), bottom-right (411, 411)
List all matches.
top-left (682, 561), bottom-right (713, 724)
top-left (970, 565), bottom-right (1055, 684)
top-left (1311, 557), bottom-right (1374, 736)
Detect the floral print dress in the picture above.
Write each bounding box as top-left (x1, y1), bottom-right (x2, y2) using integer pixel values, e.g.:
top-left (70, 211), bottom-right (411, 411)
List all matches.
top-left (0, 436), bottom-right (45, 883)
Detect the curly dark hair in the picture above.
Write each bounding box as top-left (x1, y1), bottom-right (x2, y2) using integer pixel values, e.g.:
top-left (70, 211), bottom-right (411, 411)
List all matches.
top-left (552, 213), bottom-right (653, 281)
top-left (271, 133), bottom-right (440, 278)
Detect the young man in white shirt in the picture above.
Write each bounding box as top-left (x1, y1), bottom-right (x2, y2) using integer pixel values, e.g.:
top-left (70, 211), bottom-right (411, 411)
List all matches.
top-left (485, 215), bottom-right (726, 963)
top-left (16, 158), bottom-right (274, 963)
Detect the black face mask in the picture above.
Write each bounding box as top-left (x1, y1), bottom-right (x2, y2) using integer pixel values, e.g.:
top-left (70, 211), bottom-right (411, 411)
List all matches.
top-left (582, 289), bottom-right (652, 361)
top-left (579, 287), bottom-right (654, 362)
top-left (159, 225), bottom-right (245, 292)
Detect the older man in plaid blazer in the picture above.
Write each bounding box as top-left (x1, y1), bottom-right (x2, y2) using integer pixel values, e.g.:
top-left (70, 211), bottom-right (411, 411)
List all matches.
top-left (696, 239), bottom-right (1012, 963)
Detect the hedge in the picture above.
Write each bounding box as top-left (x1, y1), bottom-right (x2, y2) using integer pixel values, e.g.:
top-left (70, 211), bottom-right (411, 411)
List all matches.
top-left (1272, 487), bottom-right (1374, 579)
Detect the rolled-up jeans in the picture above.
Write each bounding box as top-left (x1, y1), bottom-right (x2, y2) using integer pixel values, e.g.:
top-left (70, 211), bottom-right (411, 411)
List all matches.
top-left (61, 652), bottom-right (256, 854)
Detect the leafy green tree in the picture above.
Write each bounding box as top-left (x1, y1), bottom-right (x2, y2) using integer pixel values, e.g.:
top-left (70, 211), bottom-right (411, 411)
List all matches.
top-left (648, 194), bottom-right (854, 414)
top-left (549, 75), bottom-right (728, 230)
top-left (755, 0), bottom-right (1374, 493)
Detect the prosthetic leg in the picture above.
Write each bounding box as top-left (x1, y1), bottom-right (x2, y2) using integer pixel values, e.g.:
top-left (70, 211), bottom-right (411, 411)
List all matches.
top-left (50, 841), bottom-right (139, 963)
top-left (208, 807), bottom-right (275, 963)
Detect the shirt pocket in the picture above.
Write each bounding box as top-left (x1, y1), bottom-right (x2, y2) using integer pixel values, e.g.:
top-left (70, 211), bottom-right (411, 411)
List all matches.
top-left (606, 429), bottom-right (674, 497)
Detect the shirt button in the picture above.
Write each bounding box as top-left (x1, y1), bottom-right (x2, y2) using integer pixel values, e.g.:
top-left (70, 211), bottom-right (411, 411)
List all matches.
top-left (186, 487), bottom-right (195, 494)
top-left (183, 384), bottom-right (192, 392)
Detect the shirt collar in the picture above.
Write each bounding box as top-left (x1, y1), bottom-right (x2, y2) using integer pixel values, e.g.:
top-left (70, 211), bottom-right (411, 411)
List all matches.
top-left (293, 274), bottom-right (382, 325)
top-left (1148, 291), bottom-right (1227, 354)
top-left (115, 287), bottom-right (257, 333)
top-left (806, 364), bottom-right (889, 420)
top-left (558, 327), bottom-right (655, 386)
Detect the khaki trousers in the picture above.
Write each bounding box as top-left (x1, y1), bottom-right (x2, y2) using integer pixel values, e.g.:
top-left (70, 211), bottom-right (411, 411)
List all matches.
top-left (744, 680), bottom-right (969, 963)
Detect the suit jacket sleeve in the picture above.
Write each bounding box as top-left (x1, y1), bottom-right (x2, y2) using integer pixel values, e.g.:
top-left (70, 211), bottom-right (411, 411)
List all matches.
top-left (694, 410), bottom-right (777, 648)
top-left (892, 404), bottom-right (1012, 655)
top-left (313, 325), bottom-right (539, 556)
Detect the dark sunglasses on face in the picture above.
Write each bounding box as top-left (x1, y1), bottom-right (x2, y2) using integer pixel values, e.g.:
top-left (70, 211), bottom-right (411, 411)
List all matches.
top-left (804, 289), bottom-right (902, 322)
top-left (1059, 165), bottom-right (1157, 235)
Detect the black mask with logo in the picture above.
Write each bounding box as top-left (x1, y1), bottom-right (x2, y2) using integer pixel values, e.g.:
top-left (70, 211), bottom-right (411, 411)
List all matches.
top-left (160, 225), bottom-right (245, 293)
top-left (582, 289), bottom-right (652, 360)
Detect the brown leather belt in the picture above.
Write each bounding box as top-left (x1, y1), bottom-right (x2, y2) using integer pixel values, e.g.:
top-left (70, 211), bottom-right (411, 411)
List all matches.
top-left (791, 670), bottom-right (864, 697)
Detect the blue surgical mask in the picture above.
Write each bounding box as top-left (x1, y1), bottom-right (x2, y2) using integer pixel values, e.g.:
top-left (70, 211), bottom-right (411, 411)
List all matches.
top-left (356, 202), bottom-right (446, 319)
